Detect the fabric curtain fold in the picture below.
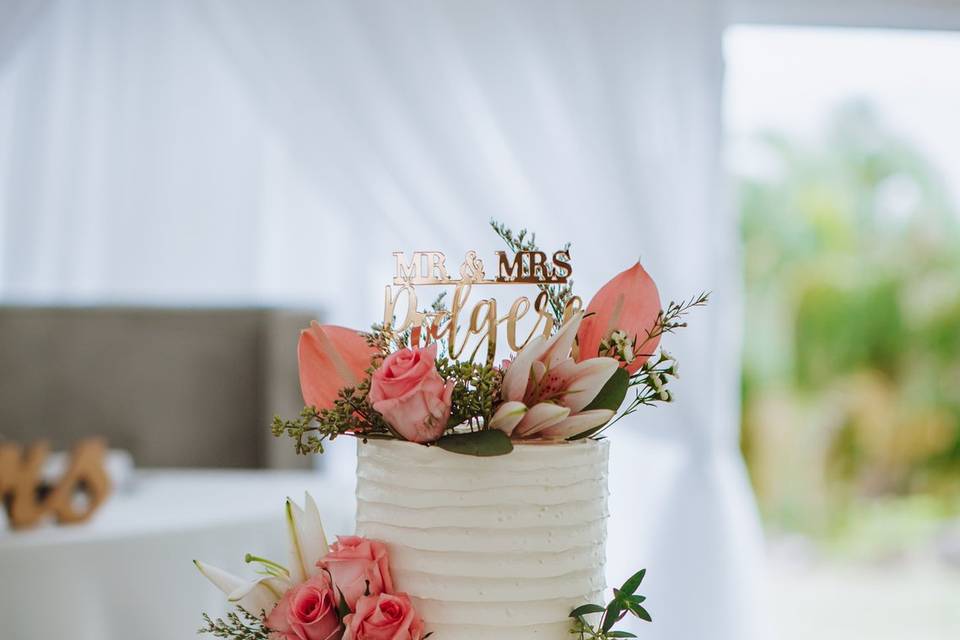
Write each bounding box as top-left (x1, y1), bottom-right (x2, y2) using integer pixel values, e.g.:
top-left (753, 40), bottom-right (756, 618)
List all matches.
top-left (197, 5), bottom-right (764, 635)
top-left (0, 0), bottom-right (266, 302)
top-left (0, 1), bottom-right (763, 638)
top-left (0, 0), bottom-right (54, 70)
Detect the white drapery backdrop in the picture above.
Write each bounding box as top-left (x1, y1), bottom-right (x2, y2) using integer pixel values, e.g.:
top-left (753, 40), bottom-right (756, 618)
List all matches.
top-left (0, 1), bottom-right (765, 638)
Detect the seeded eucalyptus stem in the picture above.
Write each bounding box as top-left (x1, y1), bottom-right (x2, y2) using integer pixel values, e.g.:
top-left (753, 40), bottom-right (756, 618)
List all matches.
top-left (273, 321), bottom-right (504, 455)
top-left (199, 608), bottom-right (269, 640)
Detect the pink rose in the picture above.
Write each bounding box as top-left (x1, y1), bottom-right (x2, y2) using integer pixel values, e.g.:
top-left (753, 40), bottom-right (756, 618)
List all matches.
top-left (266, 573), bottom-right (342, 640)
top-left (343, 593), bottom-right (425, 640)
top-left (320, 536), bottom-right (395, 611)
top-left (368, 343), bottom-right (454, 443)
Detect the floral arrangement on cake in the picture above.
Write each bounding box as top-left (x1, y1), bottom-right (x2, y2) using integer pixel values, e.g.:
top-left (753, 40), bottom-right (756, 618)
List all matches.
top-left (196, 494), bottom-right (653, 640)
top-left (196, 221), bottom-right (705, 639)
top-left (196, 494), bottom-right (427, 640)
top-left (273, 220), bottom-right (707, 458)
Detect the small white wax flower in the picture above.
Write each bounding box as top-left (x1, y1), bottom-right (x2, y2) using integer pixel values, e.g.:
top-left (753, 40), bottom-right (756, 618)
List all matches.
top-left (601, 330), bottom-right (636, 366)
top-left (649, 372), bottom-right (664, 394)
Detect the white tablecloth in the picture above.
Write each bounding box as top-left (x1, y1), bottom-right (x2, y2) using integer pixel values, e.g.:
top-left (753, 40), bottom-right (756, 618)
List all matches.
top-left (0, 469), bottom-right (352, 640)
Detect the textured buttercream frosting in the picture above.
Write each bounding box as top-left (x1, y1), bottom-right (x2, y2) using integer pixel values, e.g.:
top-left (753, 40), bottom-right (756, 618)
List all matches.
top-left (355, 438), bottom-right (609, 639)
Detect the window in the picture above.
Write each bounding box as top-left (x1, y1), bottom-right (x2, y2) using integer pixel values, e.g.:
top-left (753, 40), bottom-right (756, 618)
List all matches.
top-left (727, 23), bottom-right (960, 640)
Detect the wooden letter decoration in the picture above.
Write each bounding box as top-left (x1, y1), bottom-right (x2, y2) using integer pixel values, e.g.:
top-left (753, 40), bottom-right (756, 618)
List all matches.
top-left (0, 438), bottom-right (112, 530)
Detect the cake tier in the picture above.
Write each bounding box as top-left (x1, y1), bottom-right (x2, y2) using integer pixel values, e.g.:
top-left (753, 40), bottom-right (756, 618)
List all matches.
top-left (355, 438), bottom-right (609, 639)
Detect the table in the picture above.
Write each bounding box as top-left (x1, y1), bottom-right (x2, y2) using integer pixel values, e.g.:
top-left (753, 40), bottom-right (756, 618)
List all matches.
top-left (0, 469), bottom-right (353, 640)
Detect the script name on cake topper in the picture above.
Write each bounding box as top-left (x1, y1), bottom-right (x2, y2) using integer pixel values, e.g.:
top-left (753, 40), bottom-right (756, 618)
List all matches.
top-left (384, 249), bottom-right (581, 363)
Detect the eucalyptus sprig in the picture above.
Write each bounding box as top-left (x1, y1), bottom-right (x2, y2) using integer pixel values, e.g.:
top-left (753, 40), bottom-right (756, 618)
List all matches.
top-left (570, 569), bottom-right (651, 639)
top-left (273, 323), bottom-right (509, 456)
top-left (436, 356), bottom-right (502, 430)
top-left (272, 323), bottom-right (408, 454)
top-left (367, 321), bottom-right (410, 361)
top-left (271, 383), bottom-right (396, 455)
top-left (199, 608), bottom-right (269, 640)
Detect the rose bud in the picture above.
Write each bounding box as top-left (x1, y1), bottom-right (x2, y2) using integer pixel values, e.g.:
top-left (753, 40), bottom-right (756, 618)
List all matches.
top-left (320, 536), bottom-right (394, 611)
top-left (343, 593), bottom-right (425, 640)
top-left (577, 262), bottom-right (662, 373)
top-left (266, 573), bottom-right (343, 640)
top-left (368, 343), bottom-right (454, 443)
top-left (299, 322), bottom-right (377, 411)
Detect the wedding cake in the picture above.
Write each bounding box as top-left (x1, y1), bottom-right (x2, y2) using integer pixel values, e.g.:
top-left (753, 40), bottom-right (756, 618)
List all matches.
top-left (195, 222), bottom-right (704, 640)
top-left (356, 439), bottom-right (608, 639)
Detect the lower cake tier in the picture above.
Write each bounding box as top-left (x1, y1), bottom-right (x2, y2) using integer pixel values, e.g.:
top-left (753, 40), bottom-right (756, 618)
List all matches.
top-left (355, 438), bottom-right (609, 639)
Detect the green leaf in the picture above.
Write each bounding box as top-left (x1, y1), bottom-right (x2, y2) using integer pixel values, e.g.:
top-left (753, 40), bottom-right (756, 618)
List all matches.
top-left (568, 368), bottom-right (630, 440)
top-left (569, 604), bottom-right (606, 618)
top-left (436, 430), bottom-right (514, 457)
top-left (632, 604), bottom-right (652, 622)
top-left (602, 600), bottom-right (625, 633)
top-left (584, 367), bottom-right (630, 412)
top-left (608, 632), bottom-right (638, 638)
top-left (337, 588), bottom-right (351, 620)
top-left (620, 569), bottom-right (646, 596)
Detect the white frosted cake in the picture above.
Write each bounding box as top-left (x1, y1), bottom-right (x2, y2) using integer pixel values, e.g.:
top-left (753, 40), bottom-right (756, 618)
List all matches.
top-left (196, 236), bottom-right (682, 639)
top-left (355, 438), bottom-right (609, 639)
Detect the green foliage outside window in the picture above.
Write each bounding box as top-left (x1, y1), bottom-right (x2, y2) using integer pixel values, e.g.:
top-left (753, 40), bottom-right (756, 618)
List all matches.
top-left (738, 100), bottom-right (960, 551)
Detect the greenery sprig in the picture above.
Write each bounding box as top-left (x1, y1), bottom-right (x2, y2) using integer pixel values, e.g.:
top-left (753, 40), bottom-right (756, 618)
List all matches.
top-left (273, 322), bottom-right (507, 455)
top-left (605, 292), bottom-right (711, 429)
top-left (199, 608), bottom-right (269, 640)
top-left (644, 292), bottom-right (710, 347)
top-left (588, 352), bottom-right (680, 438)
top-left (574, 293), bottom-right (709, 439)
top-left (271, 383), bottom-right (396, 455)
top-left (570, 569), bottom-right (651, 639)
top-left (271, 323), bottom-right (407, 454)
top-left (436, 356), bottom-right (502, 429)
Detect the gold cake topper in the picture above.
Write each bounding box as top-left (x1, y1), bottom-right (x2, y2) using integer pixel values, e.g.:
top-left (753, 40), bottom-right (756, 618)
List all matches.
top-left (392, 250), bottom-right (572, 286)
top-left (385, 249), bottom-right (580, 364)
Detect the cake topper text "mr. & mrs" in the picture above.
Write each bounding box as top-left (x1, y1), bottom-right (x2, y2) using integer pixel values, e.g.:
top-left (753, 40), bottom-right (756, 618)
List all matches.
top-left (392, 249), bottom-right (572, 286)
top-left (384, 249), bottom-right (580, 363)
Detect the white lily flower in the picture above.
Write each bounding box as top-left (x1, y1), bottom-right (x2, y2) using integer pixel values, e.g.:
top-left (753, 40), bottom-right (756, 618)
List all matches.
top-left (488, 401), bottom-right (527, 436)
top-left (226, 575), bottom-right (290, 614)
top-left (495, 311), bottom-right (620, 440)
top-left (286, 492), bottom-right (328, 583)
top-left (193, 560), bottom-right (290, 614)
top-left (195, 492), bottom-right (329, 612)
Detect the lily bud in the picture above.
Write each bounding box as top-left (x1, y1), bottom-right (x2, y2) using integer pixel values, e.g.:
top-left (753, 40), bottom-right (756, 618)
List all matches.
top-left (298, 322), bottom-right (377, 411)
top-left (577, 262), bottom-right (661, 374)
